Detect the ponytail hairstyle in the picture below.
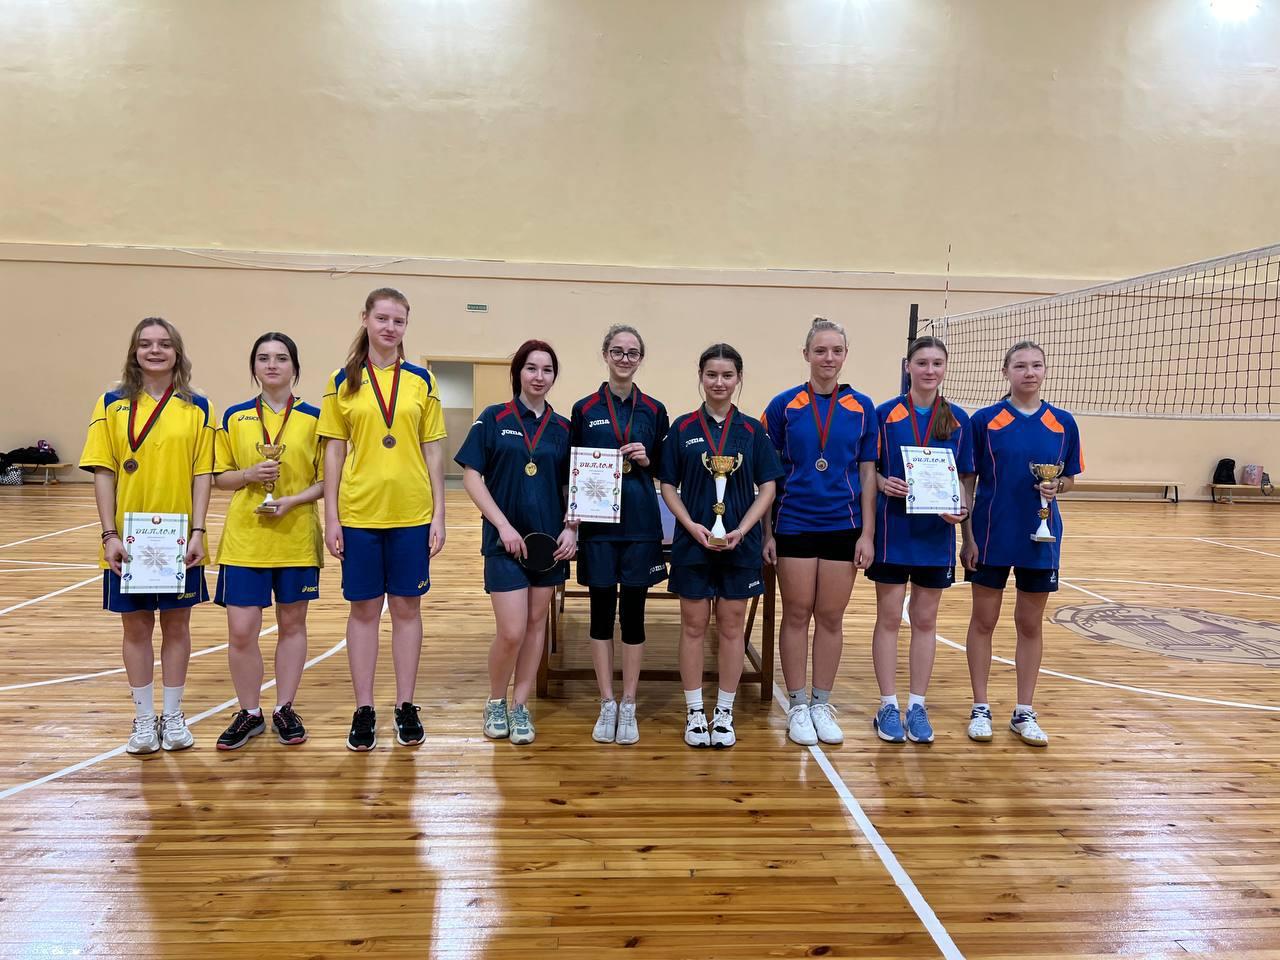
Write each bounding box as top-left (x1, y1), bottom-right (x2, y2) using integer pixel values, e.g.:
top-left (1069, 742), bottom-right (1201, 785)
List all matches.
top-left (249, 331), bottom-right (301, 386)
top-left (511, 339), bottom-right (559, 397)
top-left (343, 287), bottom-right (410, 396)
top-left (804, 316), bottom-right (848, 352)
top-left (698, 342), bottom-right (744, 376)
top-left (999, 339), bottom-right (1046, 401)
top-left (906, 335), bottom-right (958, 442)
top-left (602, 323), bottom-right (646, 358)
top-left (117, 317), bottom-right (196, 403)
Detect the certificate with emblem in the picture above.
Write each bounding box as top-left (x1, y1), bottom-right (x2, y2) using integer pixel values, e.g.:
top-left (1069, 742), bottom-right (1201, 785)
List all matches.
top-left (901, 446), bottom-right (962, 516)
top-left (568, 447), bottom-right (623, 524)
top-left (121, 512), bottom-right (189, 593)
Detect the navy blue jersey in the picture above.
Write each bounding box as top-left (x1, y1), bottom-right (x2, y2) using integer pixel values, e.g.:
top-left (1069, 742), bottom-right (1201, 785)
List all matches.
top-left (455, 398), bottom-right (572, 558)
top-left (659, 405), bottom-right (785, 570)
top-left (874, 396), bottom-right (975, 567)
top-left (570, 384), bottom-right (670, 543)
top-left (970, 400), bottom-right (1085, 569)
top-left (763, 383), bottom-right (879, 535)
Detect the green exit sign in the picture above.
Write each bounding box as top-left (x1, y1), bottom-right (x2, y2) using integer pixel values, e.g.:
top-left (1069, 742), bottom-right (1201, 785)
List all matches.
top-left (466, 303), bottom-right (488, 313)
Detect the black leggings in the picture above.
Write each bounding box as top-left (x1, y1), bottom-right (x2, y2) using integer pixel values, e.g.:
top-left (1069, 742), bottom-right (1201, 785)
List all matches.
top-left (588, 585), bottom-right (648, 645)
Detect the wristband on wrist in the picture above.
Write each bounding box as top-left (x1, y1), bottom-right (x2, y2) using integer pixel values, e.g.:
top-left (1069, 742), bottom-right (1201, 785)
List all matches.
top-left (191, 527), bottom-right (207, 534)
top-left (101, 529), bottom-right (119, 541)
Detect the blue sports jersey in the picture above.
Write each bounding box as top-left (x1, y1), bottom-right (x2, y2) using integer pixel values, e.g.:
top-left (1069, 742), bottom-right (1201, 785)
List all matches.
top-left (659, 405), bottom-right (785, 570)
top-left (762, 383), bottom-right (879, 534)
top-left (874, 396), bottom-right (975, 567)
top-left (969, 400), bottom-right (1084, 569)
top-left (570, 384), bottom-right (670, 543)
top-left (455, 398), bottom-right (572, 558)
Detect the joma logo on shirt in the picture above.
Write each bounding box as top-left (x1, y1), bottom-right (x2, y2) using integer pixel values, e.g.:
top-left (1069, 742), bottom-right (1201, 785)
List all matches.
top-left (684, 437), bottom-right (706, 447)
top-left (500, 429), bottom-right (524, 438)
top-left (588, 418), bottom-right (611, 428)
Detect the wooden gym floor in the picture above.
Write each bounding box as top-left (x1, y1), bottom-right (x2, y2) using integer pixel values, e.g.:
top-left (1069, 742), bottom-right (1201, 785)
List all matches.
top-left (1, 486), bottom-right (1278, 959)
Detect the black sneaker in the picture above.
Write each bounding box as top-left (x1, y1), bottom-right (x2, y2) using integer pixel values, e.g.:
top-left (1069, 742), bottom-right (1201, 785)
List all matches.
top-left (347, 706), bottom-right (377, 752)
top-left (273, 702), bottom-right (308, 745)
top-left (394, 702), bottom-right (425, 746)
top-left (216, 709), bottom-right (266, 751)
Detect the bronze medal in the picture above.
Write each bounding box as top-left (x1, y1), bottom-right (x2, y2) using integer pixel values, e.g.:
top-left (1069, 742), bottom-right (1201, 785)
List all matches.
top-left (125, 383), bottom-right (174, 476)
top-left (366, 359), bottom-right (402, 450)
top-left (806, 383), bottom-right (838, 477)
top-left (122, 457), bottom-right (139, 474)
top-left (383, 434), bottom-right (397, 448)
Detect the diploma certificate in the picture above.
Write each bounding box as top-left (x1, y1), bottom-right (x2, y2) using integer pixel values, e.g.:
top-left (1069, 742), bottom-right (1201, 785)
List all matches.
top-left (121, 512), bottom-right (189, 593)
top-left (568, 447), bottom-right (623, 524)
top-left (902, 447), bottom-right (962, 516)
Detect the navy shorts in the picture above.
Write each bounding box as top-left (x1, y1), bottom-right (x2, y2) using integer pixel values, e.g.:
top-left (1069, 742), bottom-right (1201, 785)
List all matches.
top-left (576, 540), bottom-right (667, 588)
top-left (102, 568), bottom-right (209, 614)
top-left (774, 529), bottom-right (860, 562)
top-left (965, 564), bottom-right (1059, 593)
top-left (215, 565), bottom-right (320, 607)
top-left (669, 560), bottom-right (765, 601)
top-left (484, 553), bottom-right (569, 594)
top-left (865, 562), bottom-right (955, 590)
top-left (341, 524), bottom-right (431, 601)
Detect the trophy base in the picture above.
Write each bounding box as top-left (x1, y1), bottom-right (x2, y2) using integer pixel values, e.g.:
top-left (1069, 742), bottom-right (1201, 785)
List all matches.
top-left (1029, 532), bottom-right (1056, 543)
top-left (255, 501), bottom-right (280, 516)
top-left (707, 536), bottom-right (727, 548)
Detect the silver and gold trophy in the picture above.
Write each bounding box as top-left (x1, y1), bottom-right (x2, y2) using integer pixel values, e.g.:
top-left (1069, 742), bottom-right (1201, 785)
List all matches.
top-left (1028, 461), bottom-right (1065, 542)
top-left (702, 452), bottom-right (744, 546)
top-left (254, 443), bottom-right (287, 515)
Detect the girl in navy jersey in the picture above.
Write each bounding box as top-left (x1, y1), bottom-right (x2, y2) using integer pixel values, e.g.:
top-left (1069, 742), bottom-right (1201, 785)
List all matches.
top-left (570, 325), bottom-right (670, 746)
top-left (457, 340), bottom-right (576, 746)
top-left (761, 318), bottom-right (877, 747)
top-left (961, 341), bottom-right (1083, 747)
top-left (867, 336), bottom-right (975, 745)
top-left (660, 343), bottom-right (784, 749)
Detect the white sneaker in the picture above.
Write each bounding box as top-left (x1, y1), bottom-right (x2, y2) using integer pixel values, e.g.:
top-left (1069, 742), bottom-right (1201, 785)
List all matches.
top-left (786, 703), bottom-right (818, 745)
top-left (509, 704), bottom-right (535, 745)
top-left (684, 708), bottom-right (710, 748)
top-left (592, 699), bottom-right (618, 743)
top-left (808, 702), bottom-right (844, 744)
top-left (126, 716), bottom-right (160, 755)
top-left (160, 712), bottom-right (194, 751)
top-left (710, 706), bottom-right (736, 748)
top-left (1010, 710), bottom-right (1049, 747)
top-left (967, 705), bottom-right (993, 742)
top-left (615, 701), bottom-right (639, 745)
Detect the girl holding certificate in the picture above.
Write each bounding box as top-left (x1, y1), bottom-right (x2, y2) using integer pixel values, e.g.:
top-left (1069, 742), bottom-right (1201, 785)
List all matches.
top-left (319, 288), bottom-right (448, 752)
top-left (660, 344), bottom-right (783, 749)
top-left (867, 336), bottom-right (975, 745)
top-left (80, 318), bottom-right (215, 755)
top-left (456, 340), bottom-right (576, 746)
top-left (212, 333), bottom-right (324, 750)
top-left (761, 318), bottom-right (878, 748)
top-left (569, 325), bottom-right (670, 746)
top-left (961, 341), bottom-right (1083, 747)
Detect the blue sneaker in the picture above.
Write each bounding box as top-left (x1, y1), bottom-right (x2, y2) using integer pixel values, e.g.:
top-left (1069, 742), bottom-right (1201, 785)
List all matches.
top-left (873, 703), bottom-right (906, 743)
top-left (905, 703), bottom-right (934, 743)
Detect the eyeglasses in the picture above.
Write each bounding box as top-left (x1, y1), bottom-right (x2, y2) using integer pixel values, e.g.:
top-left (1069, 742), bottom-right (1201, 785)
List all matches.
top-left (607, 349), bottom-right (643, 362)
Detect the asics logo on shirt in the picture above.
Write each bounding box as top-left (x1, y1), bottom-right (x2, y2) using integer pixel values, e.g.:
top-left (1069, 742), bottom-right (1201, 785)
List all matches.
top-left (236, 414), bottom-right (261, 423)
top-left (417, 579), bottom-right (429, 589)
top-left (1049, 572), bottom-right (1058, 583)
top-left (588, 418), bottom-right (611, 428)
top-left (112, 403), bottom-right (129, 413)
top-left (500, 429), bottom-right (524, 438)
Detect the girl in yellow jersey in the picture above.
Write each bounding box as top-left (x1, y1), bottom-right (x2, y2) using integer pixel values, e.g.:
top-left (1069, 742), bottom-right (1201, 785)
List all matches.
top-left (319, 288), bottom-right (448, 752)
top-left (79, 318), bottom-right (215, 756)
top-left (212, 333), bottom-right (325, 750)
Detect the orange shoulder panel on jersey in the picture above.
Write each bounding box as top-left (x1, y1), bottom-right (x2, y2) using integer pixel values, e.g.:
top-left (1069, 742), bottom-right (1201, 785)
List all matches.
top-left (988, 409), bottom-right (1015, 431)
top-left (786, 392), bottom-right (811, 411)
top-left (1039, 408), bottom-right (1066, 433)
top-left (839, 395), bottom-right (863, 413)
top-left (885, 402), bottom-right (909, 423)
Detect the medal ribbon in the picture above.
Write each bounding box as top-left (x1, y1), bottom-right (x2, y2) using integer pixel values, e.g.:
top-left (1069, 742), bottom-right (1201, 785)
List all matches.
top-left (806, 384), bottom-right (838, 458)
top-left (697, 404), bottom-right (735, 457)
top-left (256, 395), bottom-right (295, 446)
top-left (366, 359), bottom-right (401, 432)
top-left (908, 396), bottom-right (940, 447)
top-left (509, 400), bottom-right (554, 462)
top-left (604, 385), bottom-right (639, 449)
top-left (128, 383), bottom-right (175, 453)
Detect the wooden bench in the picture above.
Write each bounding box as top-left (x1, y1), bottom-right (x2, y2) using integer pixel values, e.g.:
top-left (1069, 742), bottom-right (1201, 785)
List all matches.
top-left (1212, 483), bottom-right (1277, 504)
top-left (11, 462), bottom-right (72, 485)
top-left (1064, 479), bottom-right (1180, 503)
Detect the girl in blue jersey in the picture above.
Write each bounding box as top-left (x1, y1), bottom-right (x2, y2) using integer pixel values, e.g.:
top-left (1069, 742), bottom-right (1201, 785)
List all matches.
top-left (867, 336), bottom-right (975, 745)
top-left (660, 343), bottom-right (784, 749)
top-left (961, 341), bottom-right (1083, 747)
top-left (570, 325), bottom-right (670, 746)
top-left (457, 340), bottom-right (577, 746)
top-left (761, 318), bottom-right (878, 747)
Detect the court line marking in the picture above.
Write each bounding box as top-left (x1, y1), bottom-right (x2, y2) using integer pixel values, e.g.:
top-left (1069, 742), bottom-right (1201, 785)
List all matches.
top-left (771, 684), bottom-right (964, 960)
top-left (1067, 578), bottom-right (1280, 603)
top-left (1068, 535), bottom-right (1280, 541)
top-left (0, 559), bottom-right (100, 568)
top-left (0, 637), bottom-right (347, 803)
top-left (1193, 537), bottom-right (1280, 560)
top-left (0, 637), bottom-right (244, 692)
top-left (0, 575), bottom-right (100, 617)
top-left (0, 567), bottom-right (99, 576)
top-left (1057, 578), bottom-right (1113, 602)
top-left (0, 522), bottom-right (98, 550)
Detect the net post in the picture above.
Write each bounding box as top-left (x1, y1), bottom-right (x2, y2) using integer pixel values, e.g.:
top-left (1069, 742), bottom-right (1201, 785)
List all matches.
top-left (902, 303), bottom-right (919, 394)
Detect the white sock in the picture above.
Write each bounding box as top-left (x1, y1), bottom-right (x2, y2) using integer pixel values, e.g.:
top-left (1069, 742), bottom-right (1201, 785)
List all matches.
top-left (246, 707), bottom-right (262, 717)
top-left (162, 685), bottom-right (184, 716)
top-left (683, 689), bottom-right (704, 712)
top-left (880, 694), bottom-right (899, 709)
top-left (130, 683), bottom-right (155, 719)
top-left (716, 689), bottom-right (735, 712)
top-left (1015, 703), bottom-right (1034, 716)
top-left (908, 693), bottom-right (926, 709)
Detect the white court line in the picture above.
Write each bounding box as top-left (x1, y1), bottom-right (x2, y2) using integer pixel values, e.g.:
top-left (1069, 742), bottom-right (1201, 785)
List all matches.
top-left (0, 567), bottom-right (100, 576)
top-left (0, 522), bottom-right (98, 550)
top-left (1068, 578), bottom-right (1280, 603)
top-left (1057, 579), bottom-right (1113, 602)
top-left (1069, 535), bottom-right (1280, 541)
top-left (0, 638), bottom-right (243, 693)
top-left (771, 684), bottom-right (964, 960)
top-left (0, 575), bottom-right (99, 617)
top-left (0, 559), bottom-right (100, 568)
top-left (1193, 537), bottom-right (1280, 561)
top-left (0, 637), bottom-right (347, 803)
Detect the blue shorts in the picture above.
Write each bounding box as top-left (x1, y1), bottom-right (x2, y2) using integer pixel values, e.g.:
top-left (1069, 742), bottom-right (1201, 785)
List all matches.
top-left (341, 524), bottom-right (431, 601)
top-left (215, 565), bottom-right (320, 607)
top-left (102, 568), bottom-right (209, 614)
top-left (668, 560), bottom-right (765, 601)
top-left (576, 540), bottom-right (667, 588)
top-left (866, 562), bottom-right (955, 590)
top-left (965, 564), bottom-right (1058, 593)
top-left (484, 553), bottom-right (568, 594)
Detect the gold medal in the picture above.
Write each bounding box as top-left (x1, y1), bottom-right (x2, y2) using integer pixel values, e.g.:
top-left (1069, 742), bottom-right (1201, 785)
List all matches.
top-left (621, 460), bottom-right (632, 474)
top-left (525, 461), bottom-right (538, 477)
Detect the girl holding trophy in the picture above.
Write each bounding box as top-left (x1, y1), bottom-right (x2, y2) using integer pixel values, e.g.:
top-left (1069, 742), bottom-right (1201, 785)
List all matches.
top-left (570, 325), bottom-right (670, 746)
top-left (660, 344), bottom-right (783, 749)
top-left (81, 318), bottom-right (216, 755)
top-left (211, 333), bottom-right (324, 750)
top-left (961, 341), bottom-right (1083, 747)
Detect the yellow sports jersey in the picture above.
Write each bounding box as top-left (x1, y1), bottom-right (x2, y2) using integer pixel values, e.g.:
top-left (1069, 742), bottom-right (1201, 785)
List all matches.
top-left (213, 397), bottom-right (325, 568)
top-left (317, 360), bottom-right (447, 528)
top-left (79, 388), bottom-right (216, 568)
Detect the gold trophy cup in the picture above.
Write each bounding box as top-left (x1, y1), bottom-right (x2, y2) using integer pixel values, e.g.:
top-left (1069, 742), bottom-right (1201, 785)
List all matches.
top-left (254, 443), bottom-right (287, 515)
top-left (702, 452), bottom-right (744, 546)
top-left (1028, 461), bottom-right (1065, 542)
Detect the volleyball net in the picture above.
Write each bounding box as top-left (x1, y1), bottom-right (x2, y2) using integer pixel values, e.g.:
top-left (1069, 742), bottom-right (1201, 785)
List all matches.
top-left (914, 243), bottom-right (1280, 420)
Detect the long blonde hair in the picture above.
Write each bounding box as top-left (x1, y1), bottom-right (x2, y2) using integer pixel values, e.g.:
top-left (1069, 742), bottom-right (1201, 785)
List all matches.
top-left (117, 317), bottom-right (195, 402)
top-left (343, 287), bottom-right (410, 395)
